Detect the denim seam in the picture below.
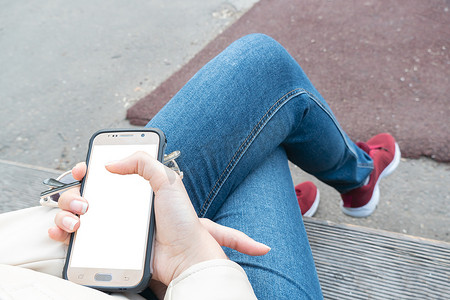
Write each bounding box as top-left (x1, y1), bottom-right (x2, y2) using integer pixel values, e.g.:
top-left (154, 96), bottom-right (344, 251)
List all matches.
top-left (303, 91), bottom-right (374, 170)
top-left (199, 88), bottom-right (307, 217)
top-left (303, 91), bottom-right (358, 157)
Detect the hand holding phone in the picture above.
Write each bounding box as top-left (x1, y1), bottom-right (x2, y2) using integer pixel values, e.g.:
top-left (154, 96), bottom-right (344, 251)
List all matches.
top-left (103, 152), bottom-right (229, 286)
top-left (62, 129), bottom-right (166, 292)
top-left (49, 130), bottom-right (270, 293)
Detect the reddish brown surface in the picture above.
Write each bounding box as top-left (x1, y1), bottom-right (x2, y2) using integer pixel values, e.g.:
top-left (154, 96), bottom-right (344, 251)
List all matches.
top-left (127, 0), bottom-right (450, 161)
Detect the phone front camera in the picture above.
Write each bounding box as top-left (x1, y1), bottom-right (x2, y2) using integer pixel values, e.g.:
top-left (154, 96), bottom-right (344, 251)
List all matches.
top-left (141, 134), bottom-right (145, 137)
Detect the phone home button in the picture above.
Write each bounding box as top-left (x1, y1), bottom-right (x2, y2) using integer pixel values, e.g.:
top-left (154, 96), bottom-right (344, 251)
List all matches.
top-left (94, 273), bottom-right (112, 282)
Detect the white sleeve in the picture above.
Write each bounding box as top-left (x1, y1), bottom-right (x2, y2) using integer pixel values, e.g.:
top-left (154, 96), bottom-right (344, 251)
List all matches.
top-left (0, 207), bottom-right (145, 300)
top-left (164, 259), bottom-right (257, 300)
top-left (0, 264), bottom-right (145, 300)
top-left (0, 206), bottom-right (66, 277)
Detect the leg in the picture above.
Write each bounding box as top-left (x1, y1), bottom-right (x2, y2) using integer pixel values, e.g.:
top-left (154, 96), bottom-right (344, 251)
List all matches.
top-left (147, 34), bottom-right (370, 298)
top-left (216, 147), bottom-right (323, 299)
top-left (147, 34), bottom-right (372, 220)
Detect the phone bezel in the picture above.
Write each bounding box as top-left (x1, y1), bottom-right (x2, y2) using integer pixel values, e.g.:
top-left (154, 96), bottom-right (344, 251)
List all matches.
top-left (63, 128), bottom-right (166, 292)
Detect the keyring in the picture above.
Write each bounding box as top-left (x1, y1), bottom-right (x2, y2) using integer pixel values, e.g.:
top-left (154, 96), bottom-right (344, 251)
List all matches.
top-left (163, 150), bottom-right (183, 179)
top-left (40, 170), bottom-right (77, 207)
top-left (40, 151), bottom-right (184, 207)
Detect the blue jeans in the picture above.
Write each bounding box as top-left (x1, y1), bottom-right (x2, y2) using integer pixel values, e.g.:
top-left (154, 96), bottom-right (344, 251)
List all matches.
top-left (147, 34), bottom-right (373, 299)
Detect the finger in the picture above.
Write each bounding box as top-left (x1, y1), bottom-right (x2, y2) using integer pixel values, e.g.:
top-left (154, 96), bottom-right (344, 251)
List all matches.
top-left (199, 218), bottom-right (271, 256)
top-left (48, 226), bottom-right (71, 245)
top-left (58, 192), bottom-right (88, 215)
top-left (55, 211), bottom-right (80, 233)
top-left (72, 162), bottom-right (87, 181)
top-left (57, 185), bottom-right (88, 215)
top-left (105, 151), bottom-right (180, 193)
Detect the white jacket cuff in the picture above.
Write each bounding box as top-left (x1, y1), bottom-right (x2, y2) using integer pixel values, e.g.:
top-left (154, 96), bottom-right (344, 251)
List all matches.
top-left (164, 259), bottom-right (257, 300)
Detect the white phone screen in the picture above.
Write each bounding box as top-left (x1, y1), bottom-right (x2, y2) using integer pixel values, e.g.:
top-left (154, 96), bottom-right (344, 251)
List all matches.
top-left (69, 143), bottom-right (157, 270)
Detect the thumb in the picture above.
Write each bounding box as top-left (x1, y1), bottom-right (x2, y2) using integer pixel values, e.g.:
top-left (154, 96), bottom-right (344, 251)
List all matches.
top-left (199, 218), bottom-right (271, 256)
top-left (105, 151), bottom-right (179, 193)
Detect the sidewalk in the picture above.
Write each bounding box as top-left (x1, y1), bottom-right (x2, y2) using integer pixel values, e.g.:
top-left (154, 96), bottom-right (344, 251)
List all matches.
top-left (1, 0), bottom-right (448, 241)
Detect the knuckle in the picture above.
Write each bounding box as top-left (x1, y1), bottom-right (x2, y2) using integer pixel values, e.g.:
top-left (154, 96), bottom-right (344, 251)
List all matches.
top-left (135, 150), bottom-right (148, 156)
top-left (135, 151), bottom-right (150, 162)
top-left (172, 172), bottom-right (183, 184)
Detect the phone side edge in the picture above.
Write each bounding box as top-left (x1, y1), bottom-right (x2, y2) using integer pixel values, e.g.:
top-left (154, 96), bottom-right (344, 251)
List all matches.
top-left (129, 127), bottom-right (166, 292)
top-left (63, 128), bottom-right (167, 292)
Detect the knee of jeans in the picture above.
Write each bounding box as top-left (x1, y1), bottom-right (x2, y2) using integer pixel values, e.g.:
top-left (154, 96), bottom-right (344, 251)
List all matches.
top-left (227, 33), bottom-right (297, 74)
top-left (235, 33), bottom-right (279, 48)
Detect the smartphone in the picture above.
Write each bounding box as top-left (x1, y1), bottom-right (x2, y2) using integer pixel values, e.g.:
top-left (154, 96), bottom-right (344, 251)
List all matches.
top-left (63, 128), bottom-right (166, 292)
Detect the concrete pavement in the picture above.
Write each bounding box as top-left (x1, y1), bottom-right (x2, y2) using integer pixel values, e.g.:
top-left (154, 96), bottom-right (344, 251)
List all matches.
top-left (0, 0), bottom-right (258, 170)
top-left (0, 0), bottom-right (258, 206)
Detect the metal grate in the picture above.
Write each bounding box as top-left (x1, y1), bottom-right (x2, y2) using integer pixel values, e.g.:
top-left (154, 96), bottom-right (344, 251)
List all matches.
top-left (304, 219), bottom-right (450, 300)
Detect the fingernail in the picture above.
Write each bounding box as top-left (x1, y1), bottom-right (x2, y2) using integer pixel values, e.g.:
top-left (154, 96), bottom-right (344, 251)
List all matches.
top-left (62, 217), bottom-right (78, 231)
top-left (105, 160), bottom-right (119, 166)
top-left (259, 242), bottom-right (271, 251)
top-left (70, 200), bottom-right (88, 214)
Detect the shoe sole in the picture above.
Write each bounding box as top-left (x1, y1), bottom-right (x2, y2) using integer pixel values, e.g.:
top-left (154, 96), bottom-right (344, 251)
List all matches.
top-left (341, 143), bottom-right (401, 218)
top-left (303, 189), bottom-right (320, 217)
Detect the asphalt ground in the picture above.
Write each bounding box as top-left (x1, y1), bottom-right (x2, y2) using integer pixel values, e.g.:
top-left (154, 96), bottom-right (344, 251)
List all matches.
top-left (1, 1), bottom-right (449, 242)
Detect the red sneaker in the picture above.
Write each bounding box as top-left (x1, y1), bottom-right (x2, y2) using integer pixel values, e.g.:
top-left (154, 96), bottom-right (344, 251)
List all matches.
top-left (341, 133), bottom-right (401, 217)
top-left (295, 181), bottom-right (320, 217)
